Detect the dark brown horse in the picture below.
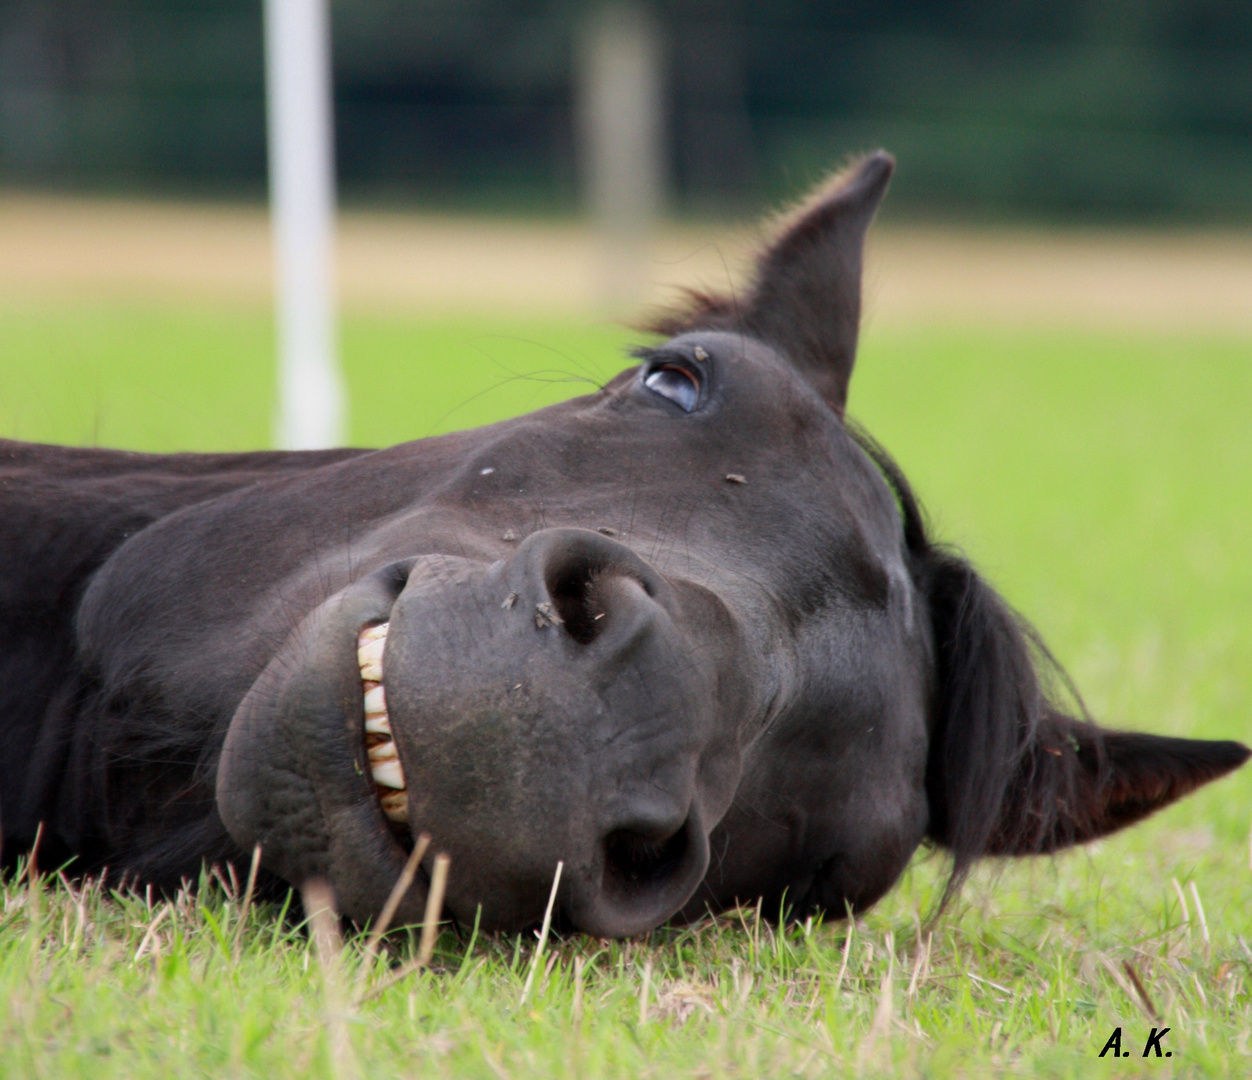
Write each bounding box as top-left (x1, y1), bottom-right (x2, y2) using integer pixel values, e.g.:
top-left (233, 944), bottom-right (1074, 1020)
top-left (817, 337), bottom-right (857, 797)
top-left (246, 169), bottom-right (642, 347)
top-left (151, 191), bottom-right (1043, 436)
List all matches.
top-left (1, 153), bottom-right (1245, 935)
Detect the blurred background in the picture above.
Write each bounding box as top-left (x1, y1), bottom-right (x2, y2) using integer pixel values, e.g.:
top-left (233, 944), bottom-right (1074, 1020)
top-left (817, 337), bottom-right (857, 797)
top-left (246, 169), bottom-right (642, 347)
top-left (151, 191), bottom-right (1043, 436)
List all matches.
top-left (3, 0), bottom-right (1251, 219)
top-left (0, 0), bottom-right (1248, 805)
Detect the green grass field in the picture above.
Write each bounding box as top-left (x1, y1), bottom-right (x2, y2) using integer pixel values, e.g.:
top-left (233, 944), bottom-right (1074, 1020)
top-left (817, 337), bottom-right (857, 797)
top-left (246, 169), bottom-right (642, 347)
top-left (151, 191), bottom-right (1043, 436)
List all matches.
top-left (1, 300), bottom-right (1249, 1077)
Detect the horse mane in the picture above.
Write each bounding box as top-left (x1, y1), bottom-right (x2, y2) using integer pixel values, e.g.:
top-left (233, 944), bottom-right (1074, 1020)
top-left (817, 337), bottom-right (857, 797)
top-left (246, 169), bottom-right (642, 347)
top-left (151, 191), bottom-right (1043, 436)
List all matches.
top-left (846, 421), bottom-right (1095, 906)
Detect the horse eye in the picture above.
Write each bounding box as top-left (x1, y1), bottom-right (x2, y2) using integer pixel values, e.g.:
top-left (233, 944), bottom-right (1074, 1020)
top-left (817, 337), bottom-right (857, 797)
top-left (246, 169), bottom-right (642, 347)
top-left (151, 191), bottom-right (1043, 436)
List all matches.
top-left (644, 365), bottom-right (700, 412)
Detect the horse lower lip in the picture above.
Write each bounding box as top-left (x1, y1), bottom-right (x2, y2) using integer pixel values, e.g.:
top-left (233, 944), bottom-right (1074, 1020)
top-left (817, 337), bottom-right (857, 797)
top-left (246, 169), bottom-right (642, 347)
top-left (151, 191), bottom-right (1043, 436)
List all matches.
top-left (358, 621), bottom-right (410, 823)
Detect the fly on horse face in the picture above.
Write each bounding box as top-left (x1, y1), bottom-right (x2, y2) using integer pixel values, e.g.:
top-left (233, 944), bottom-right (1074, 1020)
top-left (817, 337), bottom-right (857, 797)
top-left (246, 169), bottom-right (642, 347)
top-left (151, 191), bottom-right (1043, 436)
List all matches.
top-left (1, 153), bottom-right (1246, 936)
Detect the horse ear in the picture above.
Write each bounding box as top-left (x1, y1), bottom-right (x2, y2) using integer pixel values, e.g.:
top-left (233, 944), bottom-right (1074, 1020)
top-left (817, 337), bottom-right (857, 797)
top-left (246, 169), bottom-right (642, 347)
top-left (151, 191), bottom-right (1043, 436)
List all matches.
top-left (644, 151), bottom-right (894, 415)
top-left (922, 547), bottom-right (1249, 872)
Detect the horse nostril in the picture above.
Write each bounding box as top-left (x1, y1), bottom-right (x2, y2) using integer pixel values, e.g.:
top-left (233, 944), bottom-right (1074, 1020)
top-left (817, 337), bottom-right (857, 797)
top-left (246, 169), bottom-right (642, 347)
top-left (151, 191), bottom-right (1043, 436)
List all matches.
top-left (546, 561), bottom-right (609, 645)
top-left (530, 529), bottom-right (668, 649)
top-left (545, 552), bottom-right (649, 647)
top-left (601, 819), bottom-right (692, 902)
top-left (570, 805), bottom-right (708, 937)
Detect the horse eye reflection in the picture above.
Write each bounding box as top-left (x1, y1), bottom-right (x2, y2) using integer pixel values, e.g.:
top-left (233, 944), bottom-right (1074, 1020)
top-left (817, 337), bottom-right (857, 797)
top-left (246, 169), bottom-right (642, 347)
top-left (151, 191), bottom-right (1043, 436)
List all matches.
top-left (644, 366), bottom-right (700, 412)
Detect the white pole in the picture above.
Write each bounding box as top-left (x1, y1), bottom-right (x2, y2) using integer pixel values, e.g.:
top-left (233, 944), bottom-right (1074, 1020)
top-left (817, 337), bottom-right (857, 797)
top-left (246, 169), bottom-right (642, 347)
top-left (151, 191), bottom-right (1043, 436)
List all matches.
top-left (265, 0), bottom-right (345, 450)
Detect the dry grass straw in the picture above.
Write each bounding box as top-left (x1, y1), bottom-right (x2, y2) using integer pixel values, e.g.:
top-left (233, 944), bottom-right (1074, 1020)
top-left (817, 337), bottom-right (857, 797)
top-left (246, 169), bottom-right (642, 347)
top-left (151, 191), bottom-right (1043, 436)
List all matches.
top-left (1098, 953), bottom-right (1158, 1022)
top-left (638, 958), bottom-right (652, 1026)
top-left (133, 905), bottom-right (171, 963)
top-left (24, 821), bottom-right (44, 925)
top-left (833, 918), bottom-right (854, 993)
top-left (906, 930), bottom-right (932, 1000)
top-left (353, 832), bottom-right (431, 997)
top-left (519, 860), bottom-right (563, 1007)
top-left (572, 954), bottom-right (585, 1025)
top-left (1122, 959), bottom-right (1161, 1022)
top-left (417, 855), bottom-right (451, 964)
top-left (856, 930), bottom-right (895, 1072)
top-left (300, 879), bottom-right (358, 1079)
top-left (357, 851), bottom-right (450, 1004)
top-left (230, 843), bottom-right (262, 961)
top-left (1189, 880), bottom-right (1210, 947)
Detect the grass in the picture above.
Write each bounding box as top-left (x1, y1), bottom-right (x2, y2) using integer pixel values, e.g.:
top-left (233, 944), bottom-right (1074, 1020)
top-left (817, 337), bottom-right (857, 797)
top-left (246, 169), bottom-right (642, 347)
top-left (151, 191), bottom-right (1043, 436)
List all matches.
top-left (0, 301), bottom-right (634, 451)
top-left (1, 300), bottom-right (1250, 1077)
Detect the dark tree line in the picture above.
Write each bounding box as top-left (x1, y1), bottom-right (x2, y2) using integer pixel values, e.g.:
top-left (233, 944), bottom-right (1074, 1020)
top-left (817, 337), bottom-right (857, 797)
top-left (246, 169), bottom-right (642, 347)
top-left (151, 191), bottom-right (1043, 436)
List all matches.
top-left (1, 0), bottom-right (1249, 220)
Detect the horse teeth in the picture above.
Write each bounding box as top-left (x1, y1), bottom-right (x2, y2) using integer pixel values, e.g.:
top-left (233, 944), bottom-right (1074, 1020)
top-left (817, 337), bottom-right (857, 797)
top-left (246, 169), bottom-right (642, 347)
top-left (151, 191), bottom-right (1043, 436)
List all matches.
top-left (359, 621), bottom-right (406, 818)
top-left (370, 757), bottom-right (406, 790)
top-left (363, 684), bottom-right (386, 714)
top-left (367, 739), bottom-right (398, 764)
top-left (357, 633), bottom-right (386, 681)
top-left (378, 789), bottom-right (408, 823)
top-left (359, 622), bottom-right (389, 645)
